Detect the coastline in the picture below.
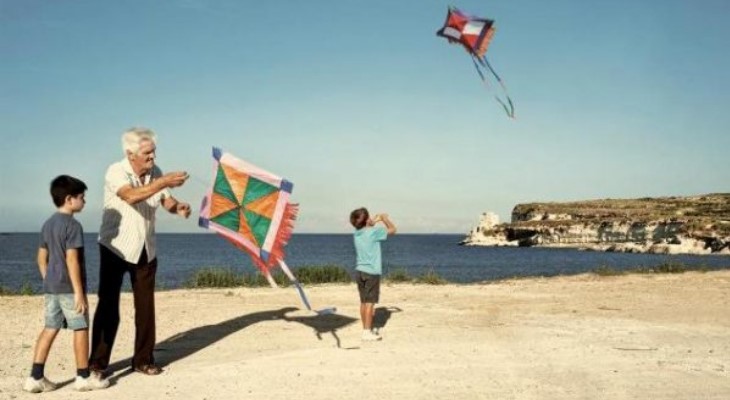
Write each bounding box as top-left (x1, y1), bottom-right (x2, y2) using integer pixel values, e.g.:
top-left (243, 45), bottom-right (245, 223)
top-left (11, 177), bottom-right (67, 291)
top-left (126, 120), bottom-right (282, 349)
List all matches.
top-left (1, 271), bottom-right (729, 399)
top-left (462, 239), bottom-right (730, 256)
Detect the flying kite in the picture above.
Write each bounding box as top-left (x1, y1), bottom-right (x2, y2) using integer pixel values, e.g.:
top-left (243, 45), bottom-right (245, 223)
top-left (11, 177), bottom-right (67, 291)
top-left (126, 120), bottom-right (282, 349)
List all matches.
top-left (437, 6), bottom-right (515, 118)
top-left (198, 147), bottom-right (323, 312)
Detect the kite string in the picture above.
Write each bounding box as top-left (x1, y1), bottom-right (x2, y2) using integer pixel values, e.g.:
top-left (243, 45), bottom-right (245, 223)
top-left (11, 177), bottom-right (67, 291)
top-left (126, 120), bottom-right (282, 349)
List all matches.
top-left (187, 174), bottom-right (210, 189)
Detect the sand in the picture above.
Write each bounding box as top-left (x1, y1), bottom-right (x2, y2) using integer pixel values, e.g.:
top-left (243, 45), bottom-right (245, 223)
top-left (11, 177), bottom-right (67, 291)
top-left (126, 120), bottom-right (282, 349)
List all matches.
top-left (1, 270), bottom-right (729, 400)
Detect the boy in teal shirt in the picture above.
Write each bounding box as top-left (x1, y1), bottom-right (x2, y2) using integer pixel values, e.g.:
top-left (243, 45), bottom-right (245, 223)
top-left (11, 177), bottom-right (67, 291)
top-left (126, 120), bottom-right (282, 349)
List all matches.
top-left (350, 207), bottom-right (396, 341)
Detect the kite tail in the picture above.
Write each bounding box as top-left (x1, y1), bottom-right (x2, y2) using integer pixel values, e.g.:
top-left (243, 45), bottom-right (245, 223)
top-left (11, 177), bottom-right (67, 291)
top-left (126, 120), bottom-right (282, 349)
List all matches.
top-left (471, 55), bottom-right (516, 119)
top-left (479, 56), bottom-right (515, 119)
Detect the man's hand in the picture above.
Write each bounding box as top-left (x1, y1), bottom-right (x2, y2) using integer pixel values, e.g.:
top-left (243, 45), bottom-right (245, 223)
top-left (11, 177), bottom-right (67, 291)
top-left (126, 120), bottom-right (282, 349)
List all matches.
top-left (164, 171), bottom-right (189, 188)
top-left (74, 292), bottom-right (88, 314)
top-left (176, 202), bottom-right (192, 218)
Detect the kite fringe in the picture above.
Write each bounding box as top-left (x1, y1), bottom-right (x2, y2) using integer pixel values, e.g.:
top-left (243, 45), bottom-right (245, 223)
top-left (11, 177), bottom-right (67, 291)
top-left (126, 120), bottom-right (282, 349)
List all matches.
top-left (266, 202), bottom-right (299, 269)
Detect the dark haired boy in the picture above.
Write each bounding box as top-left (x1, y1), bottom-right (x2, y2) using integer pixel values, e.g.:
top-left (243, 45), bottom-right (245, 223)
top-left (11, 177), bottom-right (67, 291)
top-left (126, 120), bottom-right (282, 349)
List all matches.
top-left (23, 175), bottom-right (110, 393)
top-left (349, 207), bottom-right (397, 341)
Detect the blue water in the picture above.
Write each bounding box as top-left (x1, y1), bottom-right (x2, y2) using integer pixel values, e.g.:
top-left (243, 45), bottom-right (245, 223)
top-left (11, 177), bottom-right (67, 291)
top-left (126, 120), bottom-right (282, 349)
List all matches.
top-left (1, 233), bottom-right (728, 292)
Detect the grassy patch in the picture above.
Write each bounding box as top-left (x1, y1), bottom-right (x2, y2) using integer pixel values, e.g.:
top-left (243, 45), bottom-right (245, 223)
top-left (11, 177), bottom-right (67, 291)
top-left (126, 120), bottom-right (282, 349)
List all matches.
top-left (20, 282), bottom-right (35, 295)
top-left (240, 271), bottom-right (288, 287)
top-left (511, 193), bottom-right (730, 234)
top-left (185, 265), bottom-right (456, 288)
top-left (385, 268), bottom-right (450, 284)
top-left (593, 266), bottom-right (624, 276)
top-left (185, 268), bottom-right (245, 288)
top-left (0, 282), bottom-right (36, 296)
top-left (185, 265), bottom-right (352, 289)
top-left (594, 262), bottom-right (712, 277)
top-left (384, 268), bottom-right (412, 283)
top-left (295, 265), bottom-right (351, 284)
top-left (651, 262), bottom-right (686, 274)
top-left (415, 269), bottom-right (448, 285)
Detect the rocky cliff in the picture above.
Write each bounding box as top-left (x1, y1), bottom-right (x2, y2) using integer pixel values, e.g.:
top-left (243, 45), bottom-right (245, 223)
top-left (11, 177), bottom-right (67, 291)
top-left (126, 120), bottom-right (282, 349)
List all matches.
top-left (462, 194), bottom-right (730, 255)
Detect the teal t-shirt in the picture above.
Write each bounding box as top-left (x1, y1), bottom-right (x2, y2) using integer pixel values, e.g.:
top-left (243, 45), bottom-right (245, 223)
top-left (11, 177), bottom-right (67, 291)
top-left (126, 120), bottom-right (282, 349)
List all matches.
top-left (354, 226), bottom-right (388, 275)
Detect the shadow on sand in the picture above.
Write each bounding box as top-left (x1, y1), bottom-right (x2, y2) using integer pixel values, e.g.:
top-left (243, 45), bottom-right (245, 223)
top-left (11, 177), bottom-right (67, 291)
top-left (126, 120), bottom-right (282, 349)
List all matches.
top-left (373, 306), bottom-right (403, 331)
top-left (104, 307), bottom-right (357, 383)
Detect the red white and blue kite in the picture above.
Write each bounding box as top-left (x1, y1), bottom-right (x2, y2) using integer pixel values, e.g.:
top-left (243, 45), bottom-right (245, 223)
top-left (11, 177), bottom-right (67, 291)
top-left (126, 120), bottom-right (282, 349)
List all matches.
top-left (437, 6), bottom-right (515, 118)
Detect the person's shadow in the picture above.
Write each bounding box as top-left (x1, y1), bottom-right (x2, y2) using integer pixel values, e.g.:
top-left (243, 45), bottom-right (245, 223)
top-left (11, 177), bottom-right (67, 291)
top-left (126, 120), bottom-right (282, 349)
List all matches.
top-left (373, 306), bottom-right (403, 331)
top-left (104, 307), bottom-right (357, 384)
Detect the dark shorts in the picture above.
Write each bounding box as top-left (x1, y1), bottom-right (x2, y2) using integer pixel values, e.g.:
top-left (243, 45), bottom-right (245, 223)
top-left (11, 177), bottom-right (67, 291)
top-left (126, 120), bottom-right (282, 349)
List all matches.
top-left (356, 271), bottom-right (380, 304)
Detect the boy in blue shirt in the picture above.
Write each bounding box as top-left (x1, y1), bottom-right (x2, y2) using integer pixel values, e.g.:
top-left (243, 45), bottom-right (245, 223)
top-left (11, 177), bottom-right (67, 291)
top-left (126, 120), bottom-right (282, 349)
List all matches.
top-left (350, 207), bottom-right (396, 341)
top-left (23, 175), bottom-right (110, 393)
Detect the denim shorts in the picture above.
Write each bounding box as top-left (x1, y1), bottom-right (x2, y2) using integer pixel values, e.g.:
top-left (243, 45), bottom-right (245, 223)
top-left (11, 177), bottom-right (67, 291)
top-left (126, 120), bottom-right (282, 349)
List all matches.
top-left (44, 294), bottom-right (89, 330)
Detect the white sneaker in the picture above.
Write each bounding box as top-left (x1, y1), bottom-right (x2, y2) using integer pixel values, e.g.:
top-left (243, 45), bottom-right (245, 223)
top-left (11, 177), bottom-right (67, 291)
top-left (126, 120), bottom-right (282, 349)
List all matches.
top-left (74, 374), bottom-right (110, 391)
top-left (362, 330), bottom-right (382, 342)
top-left (23, 376), bottom-right (57, 393)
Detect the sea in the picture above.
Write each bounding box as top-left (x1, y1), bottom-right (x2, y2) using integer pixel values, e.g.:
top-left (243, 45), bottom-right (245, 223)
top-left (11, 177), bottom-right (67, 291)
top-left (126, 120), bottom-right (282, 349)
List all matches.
top-left (1, 233), bottom-right (729, 292)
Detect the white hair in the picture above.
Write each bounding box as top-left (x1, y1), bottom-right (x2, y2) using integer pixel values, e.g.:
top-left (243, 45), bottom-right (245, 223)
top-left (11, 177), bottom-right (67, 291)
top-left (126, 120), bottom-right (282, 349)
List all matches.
top-left (122, 127), bottom-right (157, 155)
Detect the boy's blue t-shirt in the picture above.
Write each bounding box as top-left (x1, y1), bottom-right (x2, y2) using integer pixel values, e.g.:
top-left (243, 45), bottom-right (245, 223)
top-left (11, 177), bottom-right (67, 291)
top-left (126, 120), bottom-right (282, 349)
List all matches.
top-left (354, 226), bottom-right (388, 275)
top-left (39, 212), bottom-right (86, 294)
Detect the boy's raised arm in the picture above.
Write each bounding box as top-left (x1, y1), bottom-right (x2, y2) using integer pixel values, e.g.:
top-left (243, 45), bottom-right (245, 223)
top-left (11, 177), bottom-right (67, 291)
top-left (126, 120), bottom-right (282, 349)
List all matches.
top-left (65, 248), bottom-right (87, 314)
top-left (380, 214), bottom-right (397, 235)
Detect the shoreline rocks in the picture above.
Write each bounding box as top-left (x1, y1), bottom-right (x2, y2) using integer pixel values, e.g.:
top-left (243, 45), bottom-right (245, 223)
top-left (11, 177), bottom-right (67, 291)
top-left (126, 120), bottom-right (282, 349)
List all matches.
top-left (462, 194), bottom-right (730, 256)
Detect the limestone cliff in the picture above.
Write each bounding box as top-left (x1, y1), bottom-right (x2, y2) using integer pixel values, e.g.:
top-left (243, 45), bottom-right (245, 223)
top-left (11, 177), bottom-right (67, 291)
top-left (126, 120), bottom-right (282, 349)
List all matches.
top-left (462, 194), bottom-right (730, 255)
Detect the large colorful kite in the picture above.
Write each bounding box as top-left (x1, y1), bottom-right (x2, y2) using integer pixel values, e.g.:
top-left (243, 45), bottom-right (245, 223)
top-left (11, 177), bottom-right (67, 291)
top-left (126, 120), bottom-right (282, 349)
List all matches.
top-left (437, 6), bottom-right (515, 118)
top-left (198, 147), bottom-right (315, 310)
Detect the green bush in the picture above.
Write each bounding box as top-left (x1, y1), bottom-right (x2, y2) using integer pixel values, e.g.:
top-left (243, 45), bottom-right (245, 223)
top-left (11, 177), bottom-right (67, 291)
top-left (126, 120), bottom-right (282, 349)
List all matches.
top-left (593, 266), bottom-right (623, 276)
top-left (295, 265), bottom-right (351, 284)
top-left (185, 265), bottom-right (352, 289)
top-left (240, 272), bottom-right (277, 287)
top-left (652, 262), bottom-right (686, 274)
top-left (415, 269), bottom-right (448, 285)
top-left (20, 282), bottom-right (35, 295)
top-left (620, 262), bottom-right (697, 275)
top-left (184, 268), bottom-right (244, 288)
top-left (0, 282), bottom-right (36, 296)
top-left (385, 268), bottom-right (412, 283)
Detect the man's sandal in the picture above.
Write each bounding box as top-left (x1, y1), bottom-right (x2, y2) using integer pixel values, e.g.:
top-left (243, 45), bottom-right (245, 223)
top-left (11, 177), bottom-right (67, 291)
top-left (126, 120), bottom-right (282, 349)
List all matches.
top-left (134, 364), bottom-right (163, 375)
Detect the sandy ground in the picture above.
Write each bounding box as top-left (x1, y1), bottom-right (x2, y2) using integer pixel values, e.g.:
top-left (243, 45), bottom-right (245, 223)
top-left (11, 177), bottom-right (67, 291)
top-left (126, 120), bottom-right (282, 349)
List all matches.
top-left (1, 270), bottom-right (729, 400)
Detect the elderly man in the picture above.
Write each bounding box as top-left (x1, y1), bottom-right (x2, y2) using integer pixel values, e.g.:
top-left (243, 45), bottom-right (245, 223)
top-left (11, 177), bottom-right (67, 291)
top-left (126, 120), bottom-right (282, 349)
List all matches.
top-left (89, 127), bottom-right (190, 376)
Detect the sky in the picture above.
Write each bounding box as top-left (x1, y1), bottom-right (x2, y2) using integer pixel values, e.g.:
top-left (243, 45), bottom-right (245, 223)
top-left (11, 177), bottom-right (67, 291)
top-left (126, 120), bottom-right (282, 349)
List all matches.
top-left (1, 0), bottom-right (729, 234)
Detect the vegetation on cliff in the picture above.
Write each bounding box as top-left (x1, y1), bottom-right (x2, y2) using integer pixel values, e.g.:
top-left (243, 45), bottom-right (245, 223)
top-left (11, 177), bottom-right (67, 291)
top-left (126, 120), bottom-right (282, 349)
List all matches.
top-left (511, 193), bottom-right (730, 235)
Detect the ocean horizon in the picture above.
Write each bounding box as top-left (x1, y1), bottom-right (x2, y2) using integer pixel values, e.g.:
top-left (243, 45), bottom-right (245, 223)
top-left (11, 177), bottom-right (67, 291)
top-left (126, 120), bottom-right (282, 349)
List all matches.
top-left (2, 233), bottom-right (729, 293)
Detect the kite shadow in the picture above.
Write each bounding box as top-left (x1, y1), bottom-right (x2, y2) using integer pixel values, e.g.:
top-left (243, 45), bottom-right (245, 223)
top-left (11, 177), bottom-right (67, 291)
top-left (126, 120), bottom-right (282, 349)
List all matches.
top-left (373, 306), bottom-right (403, 331)
top-left (282, 310), bottom-right (358, 348)
top-left (103, 307), bottom-right (357, 383)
